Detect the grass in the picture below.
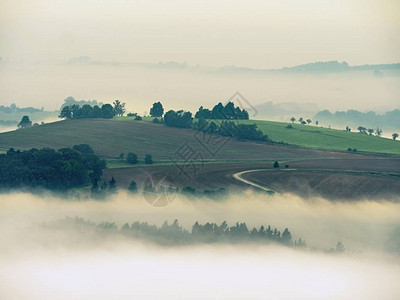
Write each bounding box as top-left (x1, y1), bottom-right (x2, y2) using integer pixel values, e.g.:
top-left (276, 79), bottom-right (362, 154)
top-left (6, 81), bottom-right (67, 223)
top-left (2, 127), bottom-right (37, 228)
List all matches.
top-left (185, 118), bottom-right (399, 156)
top-left (0, 117), bottom-right (398, 163)
top-left (243, 119), bottom-right (400, 155)
top-left (119, 116), bottom-right (400, 155)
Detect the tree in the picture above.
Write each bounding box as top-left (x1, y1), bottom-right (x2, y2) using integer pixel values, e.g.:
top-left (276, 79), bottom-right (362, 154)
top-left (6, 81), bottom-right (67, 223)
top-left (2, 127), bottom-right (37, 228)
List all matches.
top-left (164, 110), bottom-right (193, 128)
top-left (113, 100), bottom-right (126, 116)
top-left (393, 133), bottom-right (399, 141)
top-left (119, 153), bottom-right (124, 160)
top-left (357, 126), bottom-right (367, 134)
top-left (281, 228), bottom-right (292, 246)
top-left (306, 119), bottom-right (312, 125)
top-left (345, 126), bottom-right (351, 132)
top-left (367, 128), bottom-right (374, 135)
top-left (150, 101), bottom-right (164, 117)
top-left (145, 154), bottom-right (153, 164)
top-left (334, 241), bottom-right (345, 253)
top-left (126, 152), bottom-right (138, 164)
top-left (108, 177), bottom-right (117, 192)
top-left (128, 180), bottom-right (138, 193)
top-left (315, 120), bottom-right (319, 126)
top-left (59, 106), bottom-right (72, 119)
top-left (298, 117), bottom-right (304, 124)
top-left (101, 104), bottom-right (115, 119)
top-left (375, 128), bottom-right (382, 137)
top-left (273, 161), bottom-right (280, 168)
top-left (290, 117), bottom-right (296, 123)
top-left (18, 115), bottom-right (32, 128)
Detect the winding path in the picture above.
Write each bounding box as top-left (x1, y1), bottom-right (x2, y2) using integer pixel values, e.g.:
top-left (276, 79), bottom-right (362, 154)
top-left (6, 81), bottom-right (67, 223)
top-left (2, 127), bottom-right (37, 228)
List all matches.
top-left (232, 169), bottom-right (277, 193)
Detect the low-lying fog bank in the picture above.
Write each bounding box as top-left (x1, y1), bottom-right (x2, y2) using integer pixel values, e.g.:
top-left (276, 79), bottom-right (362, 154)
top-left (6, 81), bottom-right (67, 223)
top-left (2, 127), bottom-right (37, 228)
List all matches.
top-left (0, 191), bottom-right (399, 299)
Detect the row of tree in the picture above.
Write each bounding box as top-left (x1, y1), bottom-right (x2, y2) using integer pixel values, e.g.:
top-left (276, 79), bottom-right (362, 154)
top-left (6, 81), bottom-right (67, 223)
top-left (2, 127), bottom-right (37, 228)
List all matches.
top-left (53, 217), bottom-right (302, 247)
top-left (290, 117), bottom-right (317, 126)
top-left (122, 152), bottom-right (153, 164)
top-left (59, 100), bottom-right (126, 120)
top-left (0, 144), bottom-right (106, 191)
top-left (149, 101), bottom-right (249, 120)
top-left (195, 102), bottom-right (249, 120)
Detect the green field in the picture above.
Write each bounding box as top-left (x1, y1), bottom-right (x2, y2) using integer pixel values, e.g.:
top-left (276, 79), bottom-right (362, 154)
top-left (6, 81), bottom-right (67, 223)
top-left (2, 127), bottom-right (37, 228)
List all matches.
top-left (203, 119), bottom-right (399, 156)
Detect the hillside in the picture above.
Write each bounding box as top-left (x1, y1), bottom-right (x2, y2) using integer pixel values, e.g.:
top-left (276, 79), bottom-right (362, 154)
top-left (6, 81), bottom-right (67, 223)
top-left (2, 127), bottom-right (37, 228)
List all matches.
top-left (236, 119), bottom-right (400, 155)
top-left (0, 118), bottom-right (399, 161)
top-left (0, 118), bottom-right (358, 162)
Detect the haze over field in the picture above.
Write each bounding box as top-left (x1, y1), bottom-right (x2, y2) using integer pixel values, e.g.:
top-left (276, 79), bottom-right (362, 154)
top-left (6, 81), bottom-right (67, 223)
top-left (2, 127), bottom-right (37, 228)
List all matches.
top-left (1, 192), bottom-right (400, 299)
top-left (1, 0), bottom-right (400, 299)
top-left (1, 0), bottom-right (399, 114)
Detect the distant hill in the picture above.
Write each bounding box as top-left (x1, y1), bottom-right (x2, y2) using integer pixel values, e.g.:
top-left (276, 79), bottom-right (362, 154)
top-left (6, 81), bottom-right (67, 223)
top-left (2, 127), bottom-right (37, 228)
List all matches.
top-left (217, 61), bottom-right (400, 74)
top-left (314, 109), bottom-right (400, 132)
top-left (255, 102), bottom-right (319, 119)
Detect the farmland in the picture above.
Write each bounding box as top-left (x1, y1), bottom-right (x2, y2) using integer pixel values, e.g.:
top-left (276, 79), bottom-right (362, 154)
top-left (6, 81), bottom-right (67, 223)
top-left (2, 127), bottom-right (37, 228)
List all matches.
top-left (1, 117), bottom-right (399, 200)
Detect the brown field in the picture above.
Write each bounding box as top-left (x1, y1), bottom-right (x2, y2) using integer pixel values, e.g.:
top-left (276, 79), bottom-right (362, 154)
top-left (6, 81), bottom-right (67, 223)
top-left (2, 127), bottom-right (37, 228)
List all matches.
top-left (104, 157), bottom-right (400, 200)
top-left (242, 170), bottom-right (400, 200)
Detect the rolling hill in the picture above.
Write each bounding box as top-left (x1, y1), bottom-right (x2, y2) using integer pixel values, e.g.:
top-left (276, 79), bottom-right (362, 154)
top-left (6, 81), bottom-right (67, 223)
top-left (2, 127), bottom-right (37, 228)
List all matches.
top-left (1, 117), bottom-right (399, 199)
top-left (0, 118), bottom-right (399, 160)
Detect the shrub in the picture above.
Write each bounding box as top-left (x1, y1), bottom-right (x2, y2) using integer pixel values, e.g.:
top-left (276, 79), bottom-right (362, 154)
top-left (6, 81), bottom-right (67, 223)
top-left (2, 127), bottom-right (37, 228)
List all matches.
top-left (126, 152), bottom-right (138, 164)
top-left (134, 115), bottom-right (142, 121)
top-left (145, 154), bottom-right (153, 164)
top-left (273, 161), bottom-right (280, 168)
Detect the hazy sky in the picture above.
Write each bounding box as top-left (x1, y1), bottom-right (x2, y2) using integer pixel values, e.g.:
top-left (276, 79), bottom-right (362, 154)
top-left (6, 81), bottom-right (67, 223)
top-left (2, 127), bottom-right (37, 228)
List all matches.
top-left (1, 0), bottom-right (399, 68)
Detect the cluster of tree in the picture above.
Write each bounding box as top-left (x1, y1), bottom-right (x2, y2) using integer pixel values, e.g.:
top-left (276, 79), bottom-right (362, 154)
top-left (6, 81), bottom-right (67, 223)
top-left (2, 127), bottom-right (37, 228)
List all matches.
top-left (51, 217), bottom-right (302, 247)
top-left (0, 103), bottom-right (43, 114)
top-left (195, 102), bottom-right (249, 120)
top-left (164, 110), bottom-right (193, 128)
top-left (357, 126), bottom-right (383, 136)
top-left (122, 153), bottom-right (153, 164)
top-left (91, 176), bottom-right (118, 198)
top-left (290, 117), bottom-right (315, 125)
top-left (147, 101), bottom-right (267, 142)
top-left (192, 119), bottom-right (268, 142)
top-left (16, 116), bottom-right (46, 129)
top-left (59, 100), bottom-right (125, 120)
top-left (0, 144), bottom-right (106, 191)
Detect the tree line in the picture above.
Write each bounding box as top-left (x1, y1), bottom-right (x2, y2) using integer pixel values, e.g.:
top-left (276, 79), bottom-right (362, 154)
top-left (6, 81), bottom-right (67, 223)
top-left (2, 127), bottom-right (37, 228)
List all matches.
top-left (59, 100), bottom-right (125, 119)
top-left (50, 216), bottom-right (304, 247)
top-left (0, 144), bottom-right (106, 191)
top-left (151, 102), bottom-right (267, 142)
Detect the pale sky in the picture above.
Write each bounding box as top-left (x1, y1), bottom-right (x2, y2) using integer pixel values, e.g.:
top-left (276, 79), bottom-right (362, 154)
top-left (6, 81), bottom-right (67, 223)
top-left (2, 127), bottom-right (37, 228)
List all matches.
top-left (1, 0), bottom-right (399, 68)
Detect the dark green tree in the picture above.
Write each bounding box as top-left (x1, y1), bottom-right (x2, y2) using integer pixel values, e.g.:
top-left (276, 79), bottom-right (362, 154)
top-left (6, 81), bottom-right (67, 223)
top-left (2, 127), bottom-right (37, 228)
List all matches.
top-left (108, 177), bottom-right (117, 192)
top-left (113, 100), bottom-right (126, 116)
top-left (150, 101), bottom-right (164, 117)
top-left (59, 106), bottom-right (72, 119)
top-left (273, 161), bottom-right (280, 168)
top-left (126, 152), bottom-right (138, 164)
top-left (18, 115), bottom-right (32, 128)
top-left (145, 154), bottom-right (153, 164)
top-left (128, 180), bottom-right (138, 193)
top-left (101, 104), bottom-right (115, 119)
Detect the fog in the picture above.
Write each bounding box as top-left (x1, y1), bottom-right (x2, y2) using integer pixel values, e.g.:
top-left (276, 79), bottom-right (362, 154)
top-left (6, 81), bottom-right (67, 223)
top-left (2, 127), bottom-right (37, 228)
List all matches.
top-left (1, 0), bottom-right (400, 114)
top-left (1, 63), bottom-right (399, 115)
top-left (1, 192), bottom-right (399, 299)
